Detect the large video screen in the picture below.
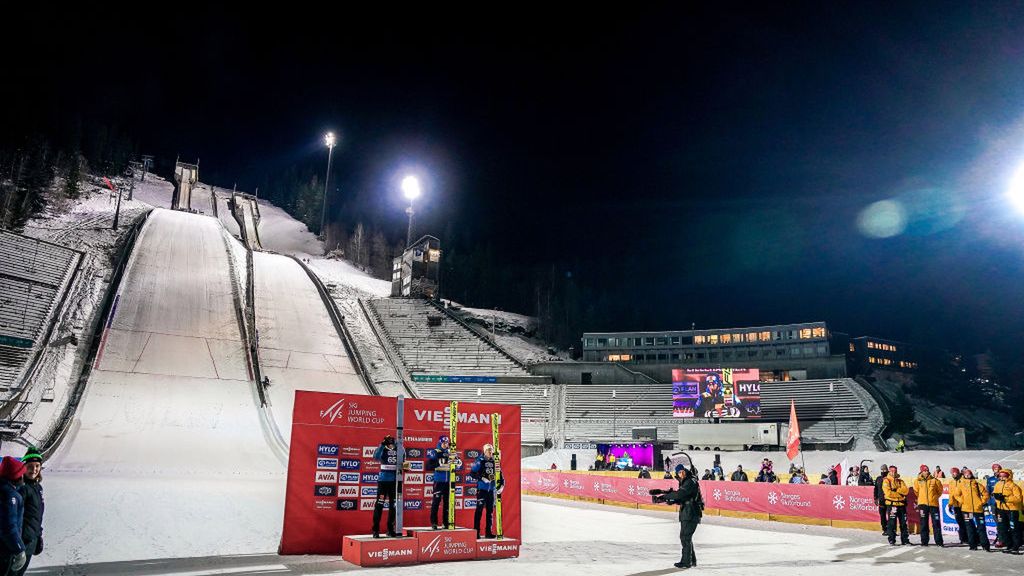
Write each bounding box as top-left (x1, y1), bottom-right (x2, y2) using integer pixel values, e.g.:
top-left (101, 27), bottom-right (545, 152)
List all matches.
top-left (672, 368), bottom-right (761, 419)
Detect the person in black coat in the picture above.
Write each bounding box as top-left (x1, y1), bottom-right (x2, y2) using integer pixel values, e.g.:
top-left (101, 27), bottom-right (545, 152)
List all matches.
top-left (0, 456), bottom-right (26, 576)
top-left (652, 464), bottom-right (703, 570)
top-left (15, 448), bottom-right (43, 576)
top-left (873, 465), bottom-right (889, 533)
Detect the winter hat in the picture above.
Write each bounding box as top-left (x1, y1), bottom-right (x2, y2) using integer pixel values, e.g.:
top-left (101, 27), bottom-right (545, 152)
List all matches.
top-left (992, 463), bottom-right (1002, 472)
top-left (674, 464), bottom-right (686, 475)
top-left (950, 467), bottom-right (960, 475)
top-left (0, 456), bottom-right (25, 481)
top-left (889, 466), bottom-right (898, 473)
top-left (437, 435), bottom-right (450, 448)
top-left (919, 465), bottom-right (929, 473)
top-left (22, 446), bottom-right (42, 464)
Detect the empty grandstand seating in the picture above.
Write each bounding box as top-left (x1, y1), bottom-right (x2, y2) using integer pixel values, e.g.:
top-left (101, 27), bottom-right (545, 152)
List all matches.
top-left (367, 298), bottom-right (537, 379)
top-left (0, 230), bottom-right (81, 391)
top-left (414, 381), bottom-right (550, 443)
top-left (560, 379), bottom-right (884, 448)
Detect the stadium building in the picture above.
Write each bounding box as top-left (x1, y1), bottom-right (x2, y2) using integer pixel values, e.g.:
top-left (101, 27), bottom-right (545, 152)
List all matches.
top-left (846, 335), bottom-right (917, 375)
top-left (581, 321), bottom-right (849, 382)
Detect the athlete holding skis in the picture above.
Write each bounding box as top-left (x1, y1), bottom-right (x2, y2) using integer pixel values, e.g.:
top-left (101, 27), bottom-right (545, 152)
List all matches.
top-left (426, 435), bottom-right (460, 529)
top-left (472, 444), bottom-right (504, 539)
top-left (371, 434), bottom-right (404, 538)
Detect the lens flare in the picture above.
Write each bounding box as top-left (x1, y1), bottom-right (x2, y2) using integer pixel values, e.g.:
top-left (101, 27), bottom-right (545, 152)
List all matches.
top-left (857, 199), bottom-right (907, 238)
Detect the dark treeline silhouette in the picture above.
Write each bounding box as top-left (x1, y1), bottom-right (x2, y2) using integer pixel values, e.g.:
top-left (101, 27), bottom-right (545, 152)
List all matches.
top-left (0, 120), bottom-right (135, 229)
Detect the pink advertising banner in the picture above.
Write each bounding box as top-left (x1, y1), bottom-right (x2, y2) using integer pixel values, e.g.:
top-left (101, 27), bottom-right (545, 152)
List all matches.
top-left (522, 471), bottom-right (880, 523)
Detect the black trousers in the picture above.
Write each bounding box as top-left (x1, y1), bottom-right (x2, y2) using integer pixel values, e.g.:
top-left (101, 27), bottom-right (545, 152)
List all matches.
top-left (0, 552), bottom-right (21, 576)
top-left (877, 504), bottom-right (889, 530)
top-left (474, 490), bottom-right (495, 536)
top-left (918, 505), bottom-right (944, 546)
top-left (372, 480), bottom-right (400, 535)
top-left (430, 481), bottom-right (451, 527)
top-left (964, 511), bottom-right (991, 550)
top-left (679, 521), bottom-right (698, 567)
top-left (952, 507), bottom-right (967, 543)
top-left (996, 509), bottom-right (1021, 550)
top-left (886, 505), bottom-right (910, 544)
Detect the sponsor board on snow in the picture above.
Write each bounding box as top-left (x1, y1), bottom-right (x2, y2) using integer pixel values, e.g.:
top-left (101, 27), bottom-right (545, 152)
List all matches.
top-left (314, 485), bottom-right (337, 497)
top-left (339, 473), bottom-right (360, 484)
top-left (315, 471), bottom-right (338, 483)
top-left (318, 444), bottom-right (340, 456)
top-left (317, 458), bottom-right (339, 469)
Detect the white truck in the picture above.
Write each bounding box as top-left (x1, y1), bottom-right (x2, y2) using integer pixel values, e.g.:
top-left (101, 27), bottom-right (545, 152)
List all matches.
top-left (677, 422), bottom-right (785, 451)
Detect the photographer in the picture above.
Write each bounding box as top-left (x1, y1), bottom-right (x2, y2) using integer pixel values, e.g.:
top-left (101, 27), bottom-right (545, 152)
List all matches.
top-left (650, 463), bottom-right (702, 570)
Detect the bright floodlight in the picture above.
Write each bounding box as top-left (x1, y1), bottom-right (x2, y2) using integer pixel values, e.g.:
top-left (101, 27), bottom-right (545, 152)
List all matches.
top-left (324, 132), bottom-right (336, 148)
top-left (402, 175), bottom-right (421, 200)
top-left (1009, 163), bottom-right (1024, 214)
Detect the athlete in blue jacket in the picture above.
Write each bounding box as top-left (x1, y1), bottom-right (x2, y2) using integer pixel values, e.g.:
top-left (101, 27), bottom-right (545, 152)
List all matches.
top-left (371, 435), bottom-right (404, 538)
top-left (0, 457), bottom-right (26, 574)
top-left (471, 444), bottom-right (504, 539)
top-left (426, 435), bottom-right (460, 529)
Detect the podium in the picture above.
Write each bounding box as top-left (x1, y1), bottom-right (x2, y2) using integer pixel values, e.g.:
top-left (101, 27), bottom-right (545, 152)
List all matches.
top-left (342, 527), bottom-right (521, 566)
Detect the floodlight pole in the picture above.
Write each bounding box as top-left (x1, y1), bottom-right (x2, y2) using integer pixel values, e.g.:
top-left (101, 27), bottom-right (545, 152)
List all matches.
top-left (320, 140), bottom-right (335, 238)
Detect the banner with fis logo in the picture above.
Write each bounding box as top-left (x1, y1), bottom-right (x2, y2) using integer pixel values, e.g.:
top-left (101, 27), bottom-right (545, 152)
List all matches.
top-left (280, 391), bottom-right (522, 555)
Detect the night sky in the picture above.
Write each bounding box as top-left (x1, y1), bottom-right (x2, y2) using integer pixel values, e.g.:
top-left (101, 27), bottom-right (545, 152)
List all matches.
top-left (8, 3), bottom-right (1024, 357)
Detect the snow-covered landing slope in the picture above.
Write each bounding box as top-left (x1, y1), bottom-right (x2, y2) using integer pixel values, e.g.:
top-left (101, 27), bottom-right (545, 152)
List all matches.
top-left (41, 209), bottom-right (285, 566)
top-left (254, 251), bottom-right (368, 439)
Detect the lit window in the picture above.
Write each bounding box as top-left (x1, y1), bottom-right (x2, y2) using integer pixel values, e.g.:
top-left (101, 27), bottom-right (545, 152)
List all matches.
top-left (812, 327), bottom-right (826, 338)
top-left (746, 332), bottom-right (758, 342)
top-left (721, 334), bottom-right (732, 344)
top-left (799, 328), bottom-right (812, 339)
top-left (759, 331), bottom-right (771, 341)
top-left (708, 334), bottom-right (719, 344)
top-left (621, 354), bottom-right (631, 362)
top-left (694, 335), bottom-right (706, 345)
top-left (849, 343), bottom-right (855, 352)
top-left (608, 355), bottom-right (620, 361)
top-left (868, 342), bottom-right (875, 349)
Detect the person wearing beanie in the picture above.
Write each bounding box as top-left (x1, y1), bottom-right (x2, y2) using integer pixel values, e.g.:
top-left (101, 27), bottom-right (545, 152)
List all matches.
top-left (0, 456), bottom-right (26, 574)
top-left (955, 468), bottom-right (991, 551)
top-left (426, 435), bottom-right (459, 530)
top-left (873, 465), bottom-right (890, 533)
top-left (15, 448), bottom-right (43, 576)
top-left (371, 434), bottom-right (405, 538)
top-left (947, 467), bottom-right (967, 545)
top-left (883, 465), bottom-right (910, 545)
top-left (650, 463), bottom-right (703, 569)
top-left (991, 468), bottom-right (1023, 554)
top-left (914, 465), bottom-right (944, 547)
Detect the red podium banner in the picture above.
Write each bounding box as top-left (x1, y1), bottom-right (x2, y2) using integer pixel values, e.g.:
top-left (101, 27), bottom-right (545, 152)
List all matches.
top-left (281, 392), bottom-right (521, 555)
top-left (522, 471), bottom-right (880, 523)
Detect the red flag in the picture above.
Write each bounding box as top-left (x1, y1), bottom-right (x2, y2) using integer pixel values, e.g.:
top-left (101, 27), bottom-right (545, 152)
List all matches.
top-left (102, 177), bottom-right (117, 192)
top-left (786, 400), bottom-right (801, 461)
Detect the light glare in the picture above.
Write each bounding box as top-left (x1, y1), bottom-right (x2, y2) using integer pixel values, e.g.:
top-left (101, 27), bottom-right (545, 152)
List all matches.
top-left (324, 132), bottom-right (336, 148)
top-left (402, 175), bottom-right (421, 200)
top-left (1009, 163), bottom-right (1024, 214)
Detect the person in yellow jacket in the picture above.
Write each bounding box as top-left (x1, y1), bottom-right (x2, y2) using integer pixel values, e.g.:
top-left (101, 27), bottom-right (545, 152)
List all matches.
top-left (947, 467), bottom-right (967, 545)
top-left (883, 465), bottom-right (911, 545)
top-left (954, 468), bottom-right (991, 551)
top-left (913, 465), bottom-right (944, 547)
top-left (991, 468), bottom-right (1022, 554)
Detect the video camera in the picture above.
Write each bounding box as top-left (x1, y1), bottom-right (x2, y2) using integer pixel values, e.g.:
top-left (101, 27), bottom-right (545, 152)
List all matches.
top-left (648, 488), bottom-right (674, 505)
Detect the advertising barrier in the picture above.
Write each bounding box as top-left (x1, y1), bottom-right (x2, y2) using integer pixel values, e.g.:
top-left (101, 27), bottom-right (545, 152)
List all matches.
top-left (523, 471), bottom-right (880, 524)
top-left (281, 392), bottom-right (521, 555)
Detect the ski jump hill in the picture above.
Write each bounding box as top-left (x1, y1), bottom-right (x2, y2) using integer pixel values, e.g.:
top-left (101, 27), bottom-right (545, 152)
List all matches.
top-left (34, 184), bottom-right (378, 567)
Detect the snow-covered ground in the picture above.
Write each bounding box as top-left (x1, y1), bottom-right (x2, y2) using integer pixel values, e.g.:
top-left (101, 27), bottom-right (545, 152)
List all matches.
top-left (445, 302), bottom-right (565, 365)
top-left (524, 448), bottom-right (1023, 478)
top-left (38, 209), bottom-right (286, 567)
top-left (254, 250), bottom-right (368, 439)
top-left (25, 496), bottom-right (1023, 574)
top-left (14, 177), bottom-right (173, 448)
